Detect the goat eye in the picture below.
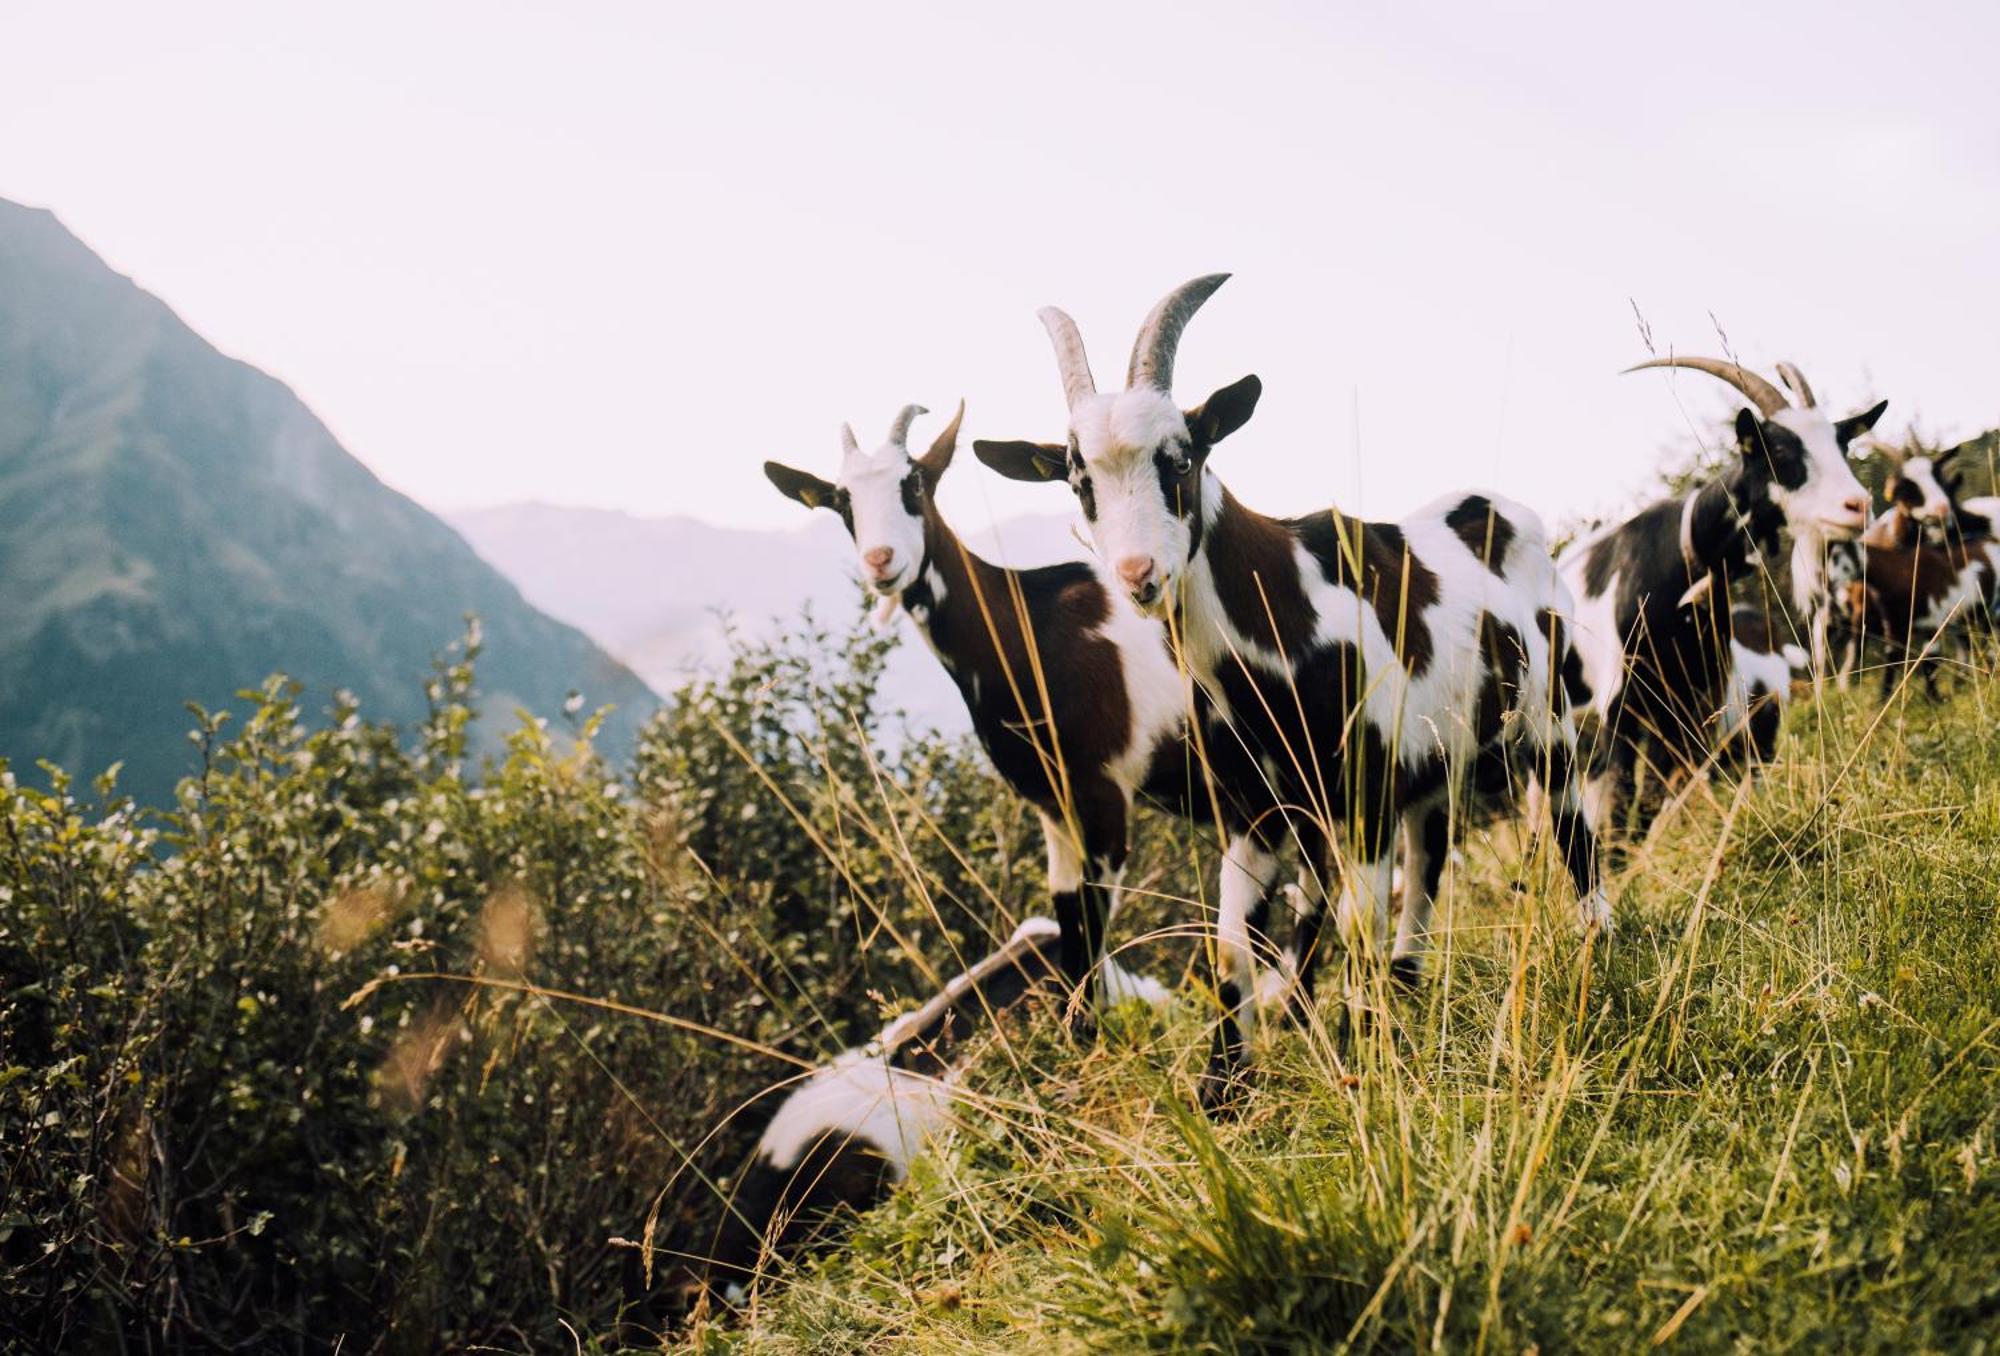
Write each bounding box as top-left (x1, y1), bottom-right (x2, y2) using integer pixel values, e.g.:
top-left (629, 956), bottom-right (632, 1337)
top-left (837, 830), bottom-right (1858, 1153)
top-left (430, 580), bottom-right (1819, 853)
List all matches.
top-left (1169, 451), bottom-right (1193, 477)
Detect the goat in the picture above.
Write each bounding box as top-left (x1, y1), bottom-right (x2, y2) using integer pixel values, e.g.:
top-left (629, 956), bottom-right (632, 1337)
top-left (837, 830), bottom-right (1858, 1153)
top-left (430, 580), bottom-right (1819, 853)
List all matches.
top-left (765, 405), bottom-right (1210, 1038)
top-left (700, 917), bottom-right (1166, 1301)
top-left (1561, 357), bottom-right (1882, 837)
top-left (1866, 443), bottom-right (1971, 543)
top-left (975, 274), bottom-right (1611, 1108)
top-left (1823, 442), bottom-right (1995, 690)
top-left (1837, 499), bottom-right (1998, 699)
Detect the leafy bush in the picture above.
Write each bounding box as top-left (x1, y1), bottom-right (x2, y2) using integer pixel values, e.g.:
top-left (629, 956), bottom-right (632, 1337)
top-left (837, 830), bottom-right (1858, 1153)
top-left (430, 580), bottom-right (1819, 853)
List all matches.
top-left (1, 606), bottom-right (1201, 1351)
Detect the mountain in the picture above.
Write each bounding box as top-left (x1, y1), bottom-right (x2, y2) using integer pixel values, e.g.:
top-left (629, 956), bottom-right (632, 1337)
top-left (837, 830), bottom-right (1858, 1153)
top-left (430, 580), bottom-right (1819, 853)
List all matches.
top-left (0, 199), bottom-right (657, 806)
top-left (446, 503), bottom-right (1088, 733)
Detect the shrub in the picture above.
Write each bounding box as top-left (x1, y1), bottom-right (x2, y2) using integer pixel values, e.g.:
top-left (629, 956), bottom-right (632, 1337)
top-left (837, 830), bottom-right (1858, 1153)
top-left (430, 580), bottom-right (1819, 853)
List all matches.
top-left (1, 605), bottom-right (1194, 1351)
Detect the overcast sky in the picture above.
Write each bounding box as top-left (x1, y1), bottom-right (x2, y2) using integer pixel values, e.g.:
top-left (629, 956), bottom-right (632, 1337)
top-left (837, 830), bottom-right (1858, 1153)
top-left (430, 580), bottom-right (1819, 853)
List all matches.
top-left (4, 2), bottom-right (1996, 535)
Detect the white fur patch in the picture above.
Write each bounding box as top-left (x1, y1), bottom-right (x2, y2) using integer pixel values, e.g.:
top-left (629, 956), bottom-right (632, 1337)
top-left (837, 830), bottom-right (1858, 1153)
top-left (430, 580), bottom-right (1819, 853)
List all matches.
top-left (1557, 532), bottom-right (1627, 716)
top-left (837, 436), bottom-right (926, 596)
top-left (1067, 389), bottom-right (1196, 606)
top-left (759, 916), bottom-right (1068, 1176)
top-left (1902, 458), bottom-right (1950, 520)
top-left (1099, 955), bottom-right (1173, 1008)
top-left (1767, 408), bottom-right (1869, 539)
top-left (755, 1050), bottom-right (953, 1176)
top-left (1719, 639), bottom-right (1795, 741)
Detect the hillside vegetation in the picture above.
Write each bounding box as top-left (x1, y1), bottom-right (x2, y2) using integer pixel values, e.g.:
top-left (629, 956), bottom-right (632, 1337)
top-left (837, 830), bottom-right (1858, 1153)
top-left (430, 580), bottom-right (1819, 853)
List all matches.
top-left (4, 592), bottom-right (1997, 1351)
top-left (690, 660), bottom-right (2000, 1353)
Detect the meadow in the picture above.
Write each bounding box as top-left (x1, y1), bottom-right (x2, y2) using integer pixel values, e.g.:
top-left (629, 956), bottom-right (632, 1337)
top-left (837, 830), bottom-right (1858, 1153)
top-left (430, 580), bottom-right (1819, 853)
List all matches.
top-left (689, 655), bottom-right (2000, 1353)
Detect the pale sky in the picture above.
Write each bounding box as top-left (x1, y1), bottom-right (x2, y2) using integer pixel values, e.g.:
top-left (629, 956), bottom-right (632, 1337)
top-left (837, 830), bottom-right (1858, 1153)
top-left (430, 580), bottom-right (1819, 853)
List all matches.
top-left (4, 2), bottom-right (1996, 535)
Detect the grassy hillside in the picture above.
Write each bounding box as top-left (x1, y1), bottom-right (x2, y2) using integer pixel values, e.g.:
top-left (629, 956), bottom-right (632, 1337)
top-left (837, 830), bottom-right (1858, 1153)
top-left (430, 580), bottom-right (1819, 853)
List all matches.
top-left (4, 601), bottom-right (1996, 1351)
top-left (687, 677), bottom-right (2000, 1352)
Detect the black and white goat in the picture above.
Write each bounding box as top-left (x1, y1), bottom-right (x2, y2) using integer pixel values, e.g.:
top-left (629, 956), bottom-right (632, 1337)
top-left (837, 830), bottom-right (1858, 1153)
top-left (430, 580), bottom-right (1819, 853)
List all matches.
top-left (975, 274), bottom-right (1611, 1105)
top-left (1561, 357), bottom-right (1883, 834)
top-left (765, 406), bottom-right (1201, 1036)
top-left (701, 917), bottom-right (1165, 1300)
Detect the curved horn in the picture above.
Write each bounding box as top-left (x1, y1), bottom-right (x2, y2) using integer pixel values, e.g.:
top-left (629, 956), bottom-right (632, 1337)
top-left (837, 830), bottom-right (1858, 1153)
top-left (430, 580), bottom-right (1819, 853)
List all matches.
top-left (917, 399), bottom-right (964, 474)
top-left (1037, 307), bottom-right (1097, 411)
top-left (1774, 360), bottom-right (1818, 408)
top-left (1623, 355), bottom-right (1790, 418)
top-left (1127, 273), bottom-right (1231, 391)
top-left (885, 404), bottom-right (928, 450)
top-left (840, 422), bottom-right (860, 457)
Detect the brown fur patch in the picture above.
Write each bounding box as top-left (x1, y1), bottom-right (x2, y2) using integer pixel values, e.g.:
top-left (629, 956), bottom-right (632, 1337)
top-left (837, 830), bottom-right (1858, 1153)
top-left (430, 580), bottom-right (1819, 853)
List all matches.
top-left (1203, 488), bottom-right (1316, 656)
top-left (1292, 514), bottom-right (1441, 675)
top-left (921, 516), bottom-right (1135, 817)
top-left (1445, 495), bottom-right (1517, 576)
top-left (1861, 536), bottom-right (1997, 648)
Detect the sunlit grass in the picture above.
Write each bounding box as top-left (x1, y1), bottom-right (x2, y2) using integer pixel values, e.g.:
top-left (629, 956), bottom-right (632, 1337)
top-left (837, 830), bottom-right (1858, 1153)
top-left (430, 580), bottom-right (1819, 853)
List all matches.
top-left (672, 663), bottom-right (2000, 1353)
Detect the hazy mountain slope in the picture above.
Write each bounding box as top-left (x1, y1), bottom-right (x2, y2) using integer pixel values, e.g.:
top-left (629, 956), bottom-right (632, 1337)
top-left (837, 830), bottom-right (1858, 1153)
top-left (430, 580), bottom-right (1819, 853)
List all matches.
top-left (0, 199), bottom-right (656, 804)
top-left (447, 503), bottom-right (1089, 731)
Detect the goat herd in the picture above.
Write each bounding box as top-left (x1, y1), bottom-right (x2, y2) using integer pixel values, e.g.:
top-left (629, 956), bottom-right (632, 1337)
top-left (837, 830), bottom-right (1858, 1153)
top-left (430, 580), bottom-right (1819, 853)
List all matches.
top-left (697, 275), bottom-right (1992, 1300)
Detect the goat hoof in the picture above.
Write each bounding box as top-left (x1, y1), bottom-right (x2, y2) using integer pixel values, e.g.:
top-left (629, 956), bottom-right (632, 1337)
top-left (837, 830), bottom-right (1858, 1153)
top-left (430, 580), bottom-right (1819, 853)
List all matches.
top-left (1388, 956), bottom-right (1423, 992)
top-left (1065, 1006), bottom-right (1099, 1046)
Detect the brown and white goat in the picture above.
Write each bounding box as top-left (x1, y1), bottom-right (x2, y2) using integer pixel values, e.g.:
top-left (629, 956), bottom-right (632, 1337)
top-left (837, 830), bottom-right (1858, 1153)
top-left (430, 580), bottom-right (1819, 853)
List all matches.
top-left (1830, 450), bottom-right (1999, 696)
top-left (766, 406), bottom-right (1210, 1037)
top-left (976, 274), bottom-right (1611, 1106)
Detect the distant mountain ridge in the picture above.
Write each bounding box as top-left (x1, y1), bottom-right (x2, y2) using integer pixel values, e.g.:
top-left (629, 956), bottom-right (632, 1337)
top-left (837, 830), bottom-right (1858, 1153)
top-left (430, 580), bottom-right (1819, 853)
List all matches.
top-left (0, 199), bottom-right (657, 805)
top-left (447, 502), bottom-right (1090, 733)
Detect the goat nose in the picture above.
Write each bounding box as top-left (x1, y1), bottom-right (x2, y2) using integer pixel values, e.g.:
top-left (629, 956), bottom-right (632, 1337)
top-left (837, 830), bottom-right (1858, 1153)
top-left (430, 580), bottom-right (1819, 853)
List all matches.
top-left (1115, 555), bottom-right (1156, 591)
top-left (1842, 496), bottom-right (1869, 518)
top-left (862, 546), bottom-right (895, 575)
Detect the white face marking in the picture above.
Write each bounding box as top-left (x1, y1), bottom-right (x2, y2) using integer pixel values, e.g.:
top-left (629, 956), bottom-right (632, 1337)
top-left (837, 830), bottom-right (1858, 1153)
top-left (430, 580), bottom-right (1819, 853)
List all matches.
top-left (1067, 388), bottom-right (1195, 615)
top-left (836, 439), bottom-right (926, 596)
top-left (1766, 409), bottom-right (1869, 539)
top-left (1900, 457), bottom-right (1953, 523)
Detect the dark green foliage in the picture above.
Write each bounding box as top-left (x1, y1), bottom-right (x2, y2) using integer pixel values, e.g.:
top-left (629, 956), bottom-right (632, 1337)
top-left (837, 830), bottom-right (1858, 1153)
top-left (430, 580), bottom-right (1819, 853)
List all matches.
top-left (0, 609), bottom-right (1124, 1352)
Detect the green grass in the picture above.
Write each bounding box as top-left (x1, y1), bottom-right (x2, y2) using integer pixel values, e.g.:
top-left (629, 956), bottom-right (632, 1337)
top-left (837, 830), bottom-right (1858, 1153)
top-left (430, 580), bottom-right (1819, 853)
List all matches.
top-left (673, 677), bottom-right (2000, 1353)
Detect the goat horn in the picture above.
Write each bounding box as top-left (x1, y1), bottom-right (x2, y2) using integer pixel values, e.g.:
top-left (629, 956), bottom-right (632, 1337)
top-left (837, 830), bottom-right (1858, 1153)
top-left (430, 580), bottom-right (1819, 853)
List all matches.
top-left (1623, 355), bottom-right (1790, 418)
top-left (1037, 307), bottom-right (1097, 411)
top-left (886, 404), bottom-right (928, 450)
top-left (918, 399), bottom-right (965, 472)
top-left (1128, 273), bottom-right (1231, 391)
top-left (840, 422), bottom-right (860, 457)
top-left (1774, 361), bottom-right (1818, 408)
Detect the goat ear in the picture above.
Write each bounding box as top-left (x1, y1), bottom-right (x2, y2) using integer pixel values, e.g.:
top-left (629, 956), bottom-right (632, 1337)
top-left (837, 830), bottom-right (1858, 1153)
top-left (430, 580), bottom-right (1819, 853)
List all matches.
top-left (1187, 374), bottom-right (1262, 448)
top-left (915, 400), bottom-right (964, 481)
top-left (1835, 400), bottom-right (1889, 448)
top-left (763, 461), bottom-right (838, 511)
top-left (973, 439), bottom-right (1069, 483)
top-left (1733, 407), bottom-right (1763, 453)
